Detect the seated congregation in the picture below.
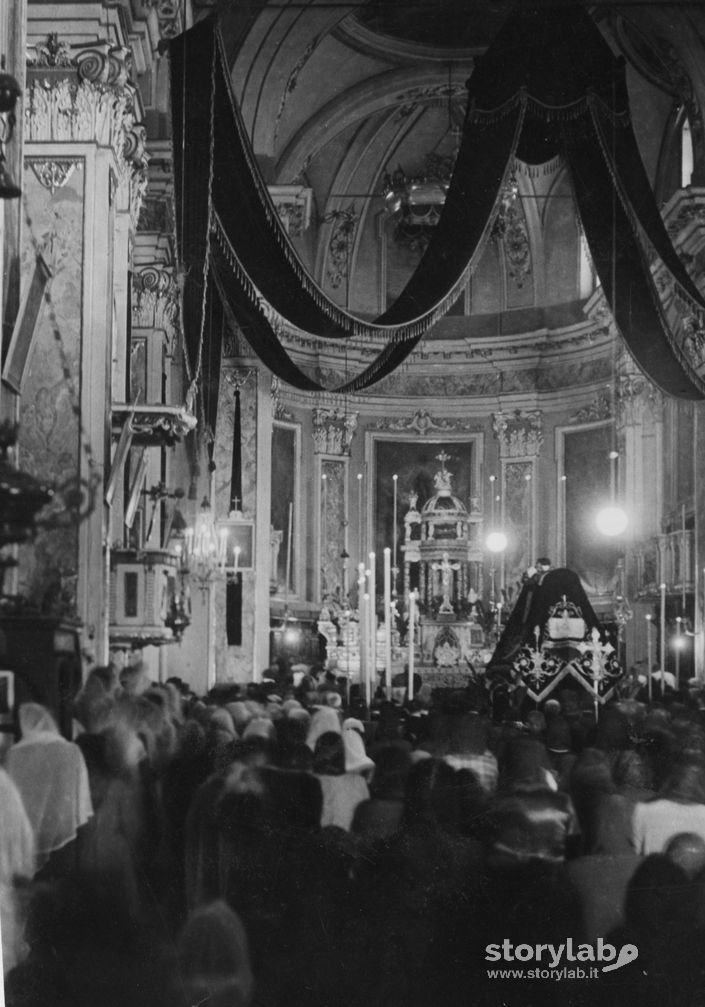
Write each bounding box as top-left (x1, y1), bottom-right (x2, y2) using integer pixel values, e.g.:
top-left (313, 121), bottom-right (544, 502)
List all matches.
top-left (3, 665), bottom-right (705, 1007)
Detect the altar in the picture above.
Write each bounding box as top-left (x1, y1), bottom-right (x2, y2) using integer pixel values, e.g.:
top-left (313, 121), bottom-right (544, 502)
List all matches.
top-left (404, 452), bottom-right (495, 678)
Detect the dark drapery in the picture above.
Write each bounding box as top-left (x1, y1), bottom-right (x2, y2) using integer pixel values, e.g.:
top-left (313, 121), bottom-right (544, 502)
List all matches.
top-left (169, 6), bottom-right (705, 400)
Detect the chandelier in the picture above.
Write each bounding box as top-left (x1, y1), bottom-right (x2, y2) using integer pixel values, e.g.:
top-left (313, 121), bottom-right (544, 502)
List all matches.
top-left (169, 497), bottom-right (251, 593)
top-left (181, 497), bottom-right (228, 592)
top-left (382, 150), bottom-right (455, 253)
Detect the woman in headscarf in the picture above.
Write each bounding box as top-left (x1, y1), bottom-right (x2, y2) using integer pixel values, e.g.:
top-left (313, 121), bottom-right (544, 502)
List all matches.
top-left (6, 703), bottom-right (92, 876)
top-left (174, 900), bottom-right (254, 1007)
top-left (312, 731), bottom-right (369, 830)
top-left (305, 705), bottom-right (341, 752)
top-left (342, 718), bottom-right (374, 777)
top-left (0, 767), bottom-right (35, 976)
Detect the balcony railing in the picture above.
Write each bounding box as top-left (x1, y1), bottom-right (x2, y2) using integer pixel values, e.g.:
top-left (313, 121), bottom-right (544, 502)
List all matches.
top-left (633, 529), bottom-right (694, 598)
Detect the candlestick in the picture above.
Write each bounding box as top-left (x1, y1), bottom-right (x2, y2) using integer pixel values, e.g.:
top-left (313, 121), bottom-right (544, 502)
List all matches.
top-left (368, 552), bottom-right (377, 695)
top-left (646, 614), bottom-right (653, 701)
top-left (660, 583), bottom-right (666, 698)
top-left (357, 473), bottom-right (363, 564)
top-left (682, 504), bottom-right (687, 610)
top-left (392, 474), bottom-right (398, 597)
top-left (358, 562), bottom-right (366, 702)
top-left (362, 592), bottom-right (371, 708)
top-left (384, 547), bottom-right (392, 698)
top-left (408, 589), bottom-right (416, 700)
top-left (675, 616), bottom-right (682, 690)
top-left (321, 473), bottom-right (327, 598)
top-left (285, 502), bottom-right (293, 601)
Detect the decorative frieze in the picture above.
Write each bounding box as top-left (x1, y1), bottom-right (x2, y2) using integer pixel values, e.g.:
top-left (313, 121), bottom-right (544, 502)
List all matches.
top-left (492, 409), bottom-right (544, 458)
top-left (374, 408), bottom-right (480, 435)
top-left (312, 407), bottom-right (358, 455)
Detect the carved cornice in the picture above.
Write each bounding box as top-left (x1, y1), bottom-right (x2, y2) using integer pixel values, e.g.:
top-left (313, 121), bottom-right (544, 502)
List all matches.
top-left (492, 409), bottom-right (544, 458)
top-left (312, 407), bottom-right (358, 455)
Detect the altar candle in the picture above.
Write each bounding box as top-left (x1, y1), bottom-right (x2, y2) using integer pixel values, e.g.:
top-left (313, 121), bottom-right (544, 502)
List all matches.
top-left (646, 614), bottom-right (653, 701)
top-left (368, 552), bottom-right (377, 689)
top-left (675, 616), bottom-right (682, 690)
top-left (357, 473), bottom-right (363, 563)
top-left (362, 592), bottom-right (370, 708)
top-left (358, 562), bottom-right (367, 699)
top-left (408, 589), bottom-right (416, 699)
top-left (384, 547), bottom-right (392, 697)
top-left (392, 474), bottom-right (398, 596)
top-left (660, 583), bottom-right (667, 697)
top-left (321, 473), bottom-right (327, 595)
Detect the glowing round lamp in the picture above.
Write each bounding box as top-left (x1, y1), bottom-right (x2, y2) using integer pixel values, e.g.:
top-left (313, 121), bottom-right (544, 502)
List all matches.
top-left (486, 531), bottom-right (508, 553)
top-left (596, 505), bottom-right (628, 537)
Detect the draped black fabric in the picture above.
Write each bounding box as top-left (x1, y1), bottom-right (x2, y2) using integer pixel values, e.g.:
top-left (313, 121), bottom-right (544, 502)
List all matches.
top-left (226, 385), bottom-right (243, 645)
top-left (488, 567), bottom-right (602, 673)
top-left (169, 6), bottom-right (705, 401)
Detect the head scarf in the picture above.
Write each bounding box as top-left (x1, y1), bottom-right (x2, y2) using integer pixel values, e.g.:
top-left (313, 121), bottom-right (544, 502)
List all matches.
top-left (7, 703), bottom-right (92, 868)
top-left (306, 706), bottom-right (341, 751)
top-left (0, 768), bottom-right (35, 975)
top-left (177, 900), bottom-right (254, 1007)
top-left (343, 724), bottom-right (374, 775)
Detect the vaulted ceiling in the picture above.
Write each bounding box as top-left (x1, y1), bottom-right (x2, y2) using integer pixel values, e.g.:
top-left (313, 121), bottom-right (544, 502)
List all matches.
top-left (211, 1), bottom-right (705, 344)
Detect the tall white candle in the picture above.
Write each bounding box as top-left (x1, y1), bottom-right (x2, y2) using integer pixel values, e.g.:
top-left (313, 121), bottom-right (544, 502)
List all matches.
top-left (408, 589), bottom-right (416, 699)
top-left (384, 547), bottom-right (392, 697)
top-left (660, 582), bottom-right (667, 697)
top-left (675, 616), bottom-right (682, 690)
top-left (646, 613), bottom-right (653, 701)
top-left (357, 561), bottom-right (366, 694)
top-left (362, 592), bottom-right (371, 708)
top-left (369, 552), bottom-right (377, 694)
top-left (285, 502), bottom-right (293, 601)
top-left (392, 474), bottom-right (398, 597)
top-left (357, 473), bottom-right (363, 564)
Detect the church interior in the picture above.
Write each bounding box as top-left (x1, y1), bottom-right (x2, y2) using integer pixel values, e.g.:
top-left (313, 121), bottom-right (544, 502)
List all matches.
top-left (4, 1), bottom-right (705, 1004)
top-left (2, 0), bottom-right (703, 702)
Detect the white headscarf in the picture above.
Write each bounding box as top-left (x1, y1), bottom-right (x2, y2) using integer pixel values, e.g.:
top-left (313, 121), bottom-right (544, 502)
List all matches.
top-left (306, 706), bottom-right (342, 751)
top-left (6, 703), bottom-right (92, 869)
top-left (342, 724), bottom-right (374, 775)
top-left (0, 768), bottom-right (35, 974)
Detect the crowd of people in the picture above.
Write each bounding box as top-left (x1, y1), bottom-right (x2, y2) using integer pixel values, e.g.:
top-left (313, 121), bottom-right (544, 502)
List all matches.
top-left (2, 661), bottom-right (705, 1006)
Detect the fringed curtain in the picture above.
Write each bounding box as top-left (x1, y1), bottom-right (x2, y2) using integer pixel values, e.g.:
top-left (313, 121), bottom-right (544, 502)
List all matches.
top-left (170, 6), bottom-right (705, 401)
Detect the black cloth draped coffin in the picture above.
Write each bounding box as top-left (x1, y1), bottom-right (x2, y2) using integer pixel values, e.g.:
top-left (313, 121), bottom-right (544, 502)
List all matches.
top-left (169, 5), bottom-right (705, 398)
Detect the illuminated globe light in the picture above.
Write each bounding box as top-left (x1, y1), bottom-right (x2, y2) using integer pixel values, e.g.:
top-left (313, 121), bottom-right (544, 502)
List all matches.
top-left (595, 505), bottom-right (628, 537)
top-left (486, 531), bottom-right (508, 553)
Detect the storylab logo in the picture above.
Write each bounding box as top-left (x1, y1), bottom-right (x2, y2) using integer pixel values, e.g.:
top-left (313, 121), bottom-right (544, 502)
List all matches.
top-left (485, 939), bottom-right (639, 982)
